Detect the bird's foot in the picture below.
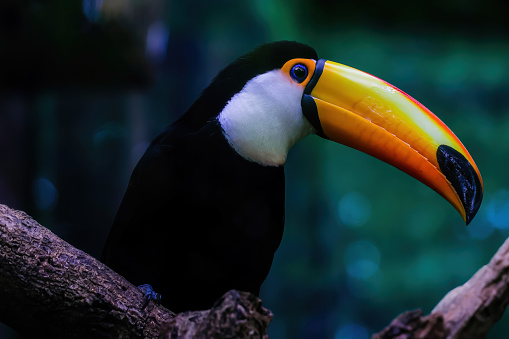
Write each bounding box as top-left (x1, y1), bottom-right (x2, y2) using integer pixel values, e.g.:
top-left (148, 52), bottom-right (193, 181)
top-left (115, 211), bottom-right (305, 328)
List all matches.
top-left (138, 284), bottom-right (161, 309)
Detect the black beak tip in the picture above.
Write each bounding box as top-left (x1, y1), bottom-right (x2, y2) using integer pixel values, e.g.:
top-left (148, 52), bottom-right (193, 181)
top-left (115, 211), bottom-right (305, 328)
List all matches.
top-left (436, 145), bottom-right (483, 225)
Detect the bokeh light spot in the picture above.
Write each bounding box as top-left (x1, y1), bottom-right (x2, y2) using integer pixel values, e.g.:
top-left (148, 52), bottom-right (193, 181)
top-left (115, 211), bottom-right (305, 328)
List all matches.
top-left (33, 177), bottom-right (59, 211)
top-left (345, 240), bottom-right (380, 280)
top-left (337, 191), bottom-right (371, 227)
top-left (467, 217), bottom-right (494, 239)
top-left (146, 21), bottom-right (170, 63)
top-left (334, 323), bottom-right (369, 339)
top-left (486, 189), bottom-right (509, 229)
top-left (82, 0), bottom-right (103, 23)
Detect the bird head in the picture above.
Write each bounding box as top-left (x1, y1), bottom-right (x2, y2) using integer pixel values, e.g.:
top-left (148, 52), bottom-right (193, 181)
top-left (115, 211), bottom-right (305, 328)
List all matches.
top-left (206, 41), bottom-right (482, 224)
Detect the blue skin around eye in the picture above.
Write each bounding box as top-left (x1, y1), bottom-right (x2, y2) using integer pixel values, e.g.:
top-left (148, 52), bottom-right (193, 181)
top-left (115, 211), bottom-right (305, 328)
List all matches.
top-left (290, 64), bottom-right (308, 83)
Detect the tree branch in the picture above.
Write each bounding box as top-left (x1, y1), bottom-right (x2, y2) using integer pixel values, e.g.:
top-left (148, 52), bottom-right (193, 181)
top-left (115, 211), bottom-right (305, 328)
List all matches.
top-left (374, 237), bottom-right (509, 338)
top-left (0, 204), bottom-right (272, 338)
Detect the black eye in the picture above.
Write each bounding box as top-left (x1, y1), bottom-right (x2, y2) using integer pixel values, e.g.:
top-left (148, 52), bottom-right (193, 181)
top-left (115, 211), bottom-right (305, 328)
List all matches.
top-left (290, 64), bottom-right (308, 83)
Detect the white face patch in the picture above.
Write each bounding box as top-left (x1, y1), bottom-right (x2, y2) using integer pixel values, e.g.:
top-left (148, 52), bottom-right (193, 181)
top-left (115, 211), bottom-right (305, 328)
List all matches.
top-left (218, 70), bottom-right (315, 166)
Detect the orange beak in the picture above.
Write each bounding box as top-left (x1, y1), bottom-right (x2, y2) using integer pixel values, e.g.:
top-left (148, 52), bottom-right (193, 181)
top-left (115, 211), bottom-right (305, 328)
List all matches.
top-left (301, 59), bottom-right (483, 224)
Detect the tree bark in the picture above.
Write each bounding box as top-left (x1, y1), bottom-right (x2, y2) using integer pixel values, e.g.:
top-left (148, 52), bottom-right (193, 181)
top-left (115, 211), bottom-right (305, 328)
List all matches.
top-left (159, 290), bottom-right (273, 339)
top-left (0, 204), bottom-right (272, 338)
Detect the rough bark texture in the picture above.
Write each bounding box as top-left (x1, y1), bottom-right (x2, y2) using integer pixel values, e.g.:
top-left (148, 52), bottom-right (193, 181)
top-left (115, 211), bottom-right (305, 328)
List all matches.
top-left (0, 204), bottom-right (175, 338)
top-left (0, 204), bottom-right (272, 338)
top-left (374, 237), bottom-right (509, 339)
top-left (160, 290), bottom-right (273, 339)
top-left (372, 309), bottom-right (447, 339)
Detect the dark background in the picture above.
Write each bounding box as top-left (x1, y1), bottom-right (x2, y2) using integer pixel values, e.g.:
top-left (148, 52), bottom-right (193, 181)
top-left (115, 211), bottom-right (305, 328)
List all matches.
top-left (1, 0), bottom-right (509, 338)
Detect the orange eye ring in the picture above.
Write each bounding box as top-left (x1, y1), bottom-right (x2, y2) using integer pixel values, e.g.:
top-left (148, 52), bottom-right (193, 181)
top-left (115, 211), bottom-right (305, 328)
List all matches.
top-left (280, 58), bottom-right (317, 88)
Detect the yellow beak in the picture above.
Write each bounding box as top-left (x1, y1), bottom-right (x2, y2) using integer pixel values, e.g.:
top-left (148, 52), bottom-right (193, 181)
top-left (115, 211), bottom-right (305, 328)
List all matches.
top-left (302, 59), bottom-right (483, 224)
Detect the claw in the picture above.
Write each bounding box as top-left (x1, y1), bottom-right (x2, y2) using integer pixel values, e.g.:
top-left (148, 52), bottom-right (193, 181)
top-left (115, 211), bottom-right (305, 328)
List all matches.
top-left (138, 284), bottom-right (161, 309)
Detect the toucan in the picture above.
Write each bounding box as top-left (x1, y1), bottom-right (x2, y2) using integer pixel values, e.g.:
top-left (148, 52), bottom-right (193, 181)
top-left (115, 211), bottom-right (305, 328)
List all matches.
top-left (102, 41), bottom-right (483, 312)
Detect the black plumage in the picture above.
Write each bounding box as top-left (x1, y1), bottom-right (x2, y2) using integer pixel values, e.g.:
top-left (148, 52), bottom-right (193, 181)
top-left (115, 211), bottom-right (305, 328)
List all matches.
top-left (102, 41), bottom-right (318, 312)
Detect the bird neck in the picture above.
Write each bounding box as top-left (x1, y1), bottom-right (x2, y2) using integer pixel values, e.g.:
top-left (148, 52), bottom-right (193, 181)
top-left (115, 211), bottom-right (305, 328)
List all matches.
top-left (218, 70), bottom-right (314, 166)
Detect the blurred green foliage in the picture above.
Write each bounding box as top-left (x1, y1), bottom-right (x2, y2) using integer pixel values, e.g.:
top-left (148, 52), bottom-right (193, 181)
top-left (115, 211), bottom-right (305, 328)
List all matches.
top-left (1, 0), bottom-right (509, 338)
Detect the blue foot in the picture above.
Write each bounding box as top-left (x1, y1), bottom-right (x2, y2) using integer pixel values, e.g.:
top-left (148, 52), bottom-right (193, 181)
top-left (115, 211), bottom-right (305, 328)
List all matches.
top-left (138, 284), bottom-right (162, 309)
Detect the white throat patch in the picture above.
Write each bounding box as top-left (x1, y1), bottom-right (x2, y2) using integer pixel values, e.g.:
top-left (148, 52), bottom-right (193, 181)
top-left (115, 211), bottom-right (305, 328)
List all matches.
top-left (218, 70), bottom-right (314, 166)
